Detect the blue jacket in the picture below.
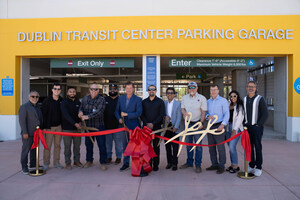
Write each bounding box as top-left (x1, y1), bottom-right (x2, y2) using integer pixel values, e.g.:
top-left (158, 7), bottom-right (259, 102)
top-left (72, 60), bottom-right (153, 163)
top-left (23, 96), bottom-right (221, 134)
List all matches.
top-left (114, 94), bottom-right (142, 130)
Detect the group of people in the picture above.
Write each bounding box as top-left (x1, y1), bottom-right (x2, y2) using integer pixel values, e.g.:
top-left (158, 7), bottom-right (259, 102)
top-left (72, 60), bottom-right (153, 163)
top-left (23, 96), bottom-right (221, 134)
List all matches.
top-left (19, 80), bottom-right (268, 177)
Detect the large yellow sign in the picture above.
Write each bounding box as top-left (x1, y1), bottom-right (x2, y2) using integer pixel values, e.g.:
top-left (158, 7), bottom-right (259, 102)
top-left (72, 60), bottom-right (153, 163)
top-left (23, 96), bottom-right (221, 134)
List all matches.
top-left (0, 15), bottom-right (299, 115)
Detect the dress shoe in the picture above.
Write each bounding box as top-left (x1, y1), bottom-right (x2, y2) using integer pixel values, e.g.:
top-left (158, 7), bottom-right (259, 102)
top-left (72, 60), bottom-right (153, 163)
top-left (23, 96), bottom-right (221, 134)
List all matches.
top-left (195, 166), bottom-right (202, 173)
top-left (106, 158), bottom-right (112, 164)
top-left (114, 158), bottom-right (121, 164)
top-left (66, 164), bottom-right (72, 170)
top-left (216, 167), bottom-right (225, 174)
top-left (74, 162), bottom-right (83, 168)
top-left (100, 164), bottom-right (107, 171)
top-left (206, 165), bottom-right (219, 171)
top-left (120, 164), bottom-right (129, 171)
top-left (83, 161), bottom-right (93, 168)
top-left (152, 166), bottom-right (159, 171)
top-left (172, 166), bottom-right (178, 171)
top-left (166, 164), bottom-right (172, 169)
top-left (180, 163), bottom-right (193, 169)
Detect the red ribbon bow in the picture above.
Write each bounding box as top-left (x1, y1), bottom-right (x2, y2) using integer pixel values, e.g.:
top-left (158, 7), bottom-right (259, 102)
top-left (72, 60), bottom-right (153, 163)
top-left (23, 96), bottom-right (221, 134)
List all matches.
top-left (31, 128), bottom-right (49, 150)
top-left (124, 126), bottom-right (157, 177)
top-left (241, 129), bottom-right (251, 162)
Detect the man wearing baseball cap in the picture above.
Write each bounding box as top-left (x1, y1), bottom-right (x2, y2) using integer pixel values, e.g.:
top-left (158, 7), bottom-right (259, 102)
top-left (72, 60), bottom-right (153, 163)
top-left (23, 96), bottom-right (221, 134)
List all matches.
top-left (180, 82), bottom-right (207, 173)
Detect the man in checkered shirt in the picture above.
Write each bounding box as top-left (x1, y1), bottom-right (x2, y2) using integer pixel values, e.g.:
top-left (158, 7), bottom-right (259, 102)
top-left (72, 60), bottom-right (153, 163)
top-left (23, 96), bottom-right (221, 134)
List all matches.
top-left (78, 83), bottom-right (107, 171)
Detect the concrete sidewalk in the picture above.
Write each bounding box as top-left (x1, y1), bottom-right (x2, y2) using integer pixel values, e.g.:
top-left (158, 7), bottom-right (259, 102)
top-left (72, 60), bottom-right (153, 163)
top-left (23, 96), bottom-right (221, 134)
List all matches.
top-left (0, 137), bottom-right (299, 200)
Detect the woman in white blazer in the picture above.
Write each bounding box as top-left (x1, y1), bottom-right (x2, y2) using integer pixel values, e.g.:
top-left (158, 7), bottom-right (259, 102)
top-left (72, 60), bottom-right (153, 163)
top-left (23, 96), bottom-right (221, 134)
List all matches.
top-left (226, 90), bottom-right (245, 173)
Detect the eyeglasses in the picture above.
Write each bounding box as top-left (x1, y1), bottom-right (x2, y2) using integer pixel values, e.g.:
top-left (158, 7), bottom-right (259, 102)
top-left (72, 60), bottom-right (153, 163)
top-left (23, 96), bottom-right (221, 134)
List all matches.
top-left (148, 88), bottom-right (156, 91)
top-left (90, 88), bottom-right (99, 91)
top-left (188, 86), bottom-right (196, 89)
top-left (30, 96), bottom-right (39, 98)
top-left (166, 92), bottom-right (175, 95)
top-left (53, 88), bottom-right (61, 91)
top-left (247, 86), bottom-right (256, 88)
top-left (230, 95), bottom-right (237, 98)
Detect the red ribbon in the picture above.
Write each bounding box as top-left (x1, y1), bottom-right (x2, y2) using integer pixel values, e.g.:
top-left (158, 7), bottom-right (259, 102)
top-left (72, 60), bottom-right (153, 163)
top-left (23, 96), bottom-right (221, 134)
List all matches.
top-left (31, 127), bottom-right (127, 150)
top-left (31, 128), bottom-right (49, 150)
top-left (124, 126), bottom-right (157, 177)
top-left (241, 129), bottom-right (251, 162)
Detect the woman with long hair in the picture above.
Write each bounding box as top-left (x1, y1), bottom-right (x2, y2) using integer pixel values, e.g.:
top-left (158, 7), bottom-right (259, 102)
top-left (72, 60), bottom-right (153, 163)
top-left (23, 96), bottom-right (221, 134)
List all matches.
top-left (226, 90), bottom-right (245, 173)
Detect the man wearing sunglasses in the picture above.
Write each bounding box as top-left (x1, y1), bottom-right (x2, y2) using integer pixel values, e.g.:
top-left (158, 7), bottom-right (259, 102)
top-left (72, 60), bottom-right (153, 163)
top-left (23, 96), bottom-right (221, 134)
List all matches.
top-left (181, 82), bottom-right (207, 173)
top-left (78, 83), bottom-right (107, 171)
top-left (19, 91), bottom-right (43, 174)
top-left (42, 83), bottom-right (64, 170)
top-left (141, 85), bottom-right (165, 172)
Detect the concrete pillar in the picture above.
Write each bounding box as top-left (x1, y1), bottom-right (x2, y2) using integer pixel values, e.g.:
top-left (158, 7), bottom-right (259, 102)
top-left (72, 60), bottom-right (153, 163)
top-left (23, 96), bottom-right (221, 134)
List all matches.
top-left (142, 55), bottom-right (160, 99)
top-left (21, 58), bottom-right (30, 104)
top-left (232, 69), bottom-right (248, 98)
top-left (213, 77), bottom-right (224, 97)
top-left (274, 57), bottom-right (287, 134)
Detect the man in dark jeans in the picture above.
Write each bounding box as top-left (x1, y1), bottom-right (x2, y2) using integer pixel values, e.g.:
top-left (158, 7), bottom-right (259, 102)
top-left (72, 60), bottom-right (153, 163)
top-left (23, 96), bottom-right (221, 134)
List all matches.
top-left (61, 87), bottom-right (82, 170)
top-left (141, 85), bottom-right (165, 172)
top-left (78, 83), bottom-right (107, 171)
top-left (19, 91), bottom-right (43, 174)
top-left (244, 81), bottom-right (268, 177)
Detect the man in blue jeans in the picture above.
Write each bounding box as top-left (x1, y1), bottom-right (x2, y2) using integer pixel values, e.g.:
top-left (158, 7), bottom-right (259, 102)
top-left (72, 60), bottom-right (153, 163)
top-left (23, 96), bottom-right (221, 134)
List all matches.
top-left (104, 84), bottom-right (122, 164)
top-left (180, 82), bottom-right (207, 173)
top-left (78, 83), bottom-right (107, 171)
top-left (115, 82), bottom-right (142, 172)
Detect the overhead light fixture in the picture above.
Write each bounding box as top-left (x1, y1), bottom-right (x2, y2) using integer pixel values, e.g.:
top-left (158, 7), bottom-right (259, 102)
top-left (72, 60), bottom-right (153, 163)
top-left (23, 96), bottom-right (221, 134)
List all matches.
top-left (66, 73), bottom-right (94, 76)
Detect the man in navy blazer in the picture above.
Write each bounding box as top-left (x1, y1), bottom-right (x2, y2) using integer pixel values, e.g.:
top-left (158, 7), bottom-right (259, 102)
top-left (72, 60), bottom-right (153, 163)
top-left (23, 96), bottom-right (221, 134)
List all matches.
top-left (115, 81), bottom-right (142, 171)
top-left (164, 87), bottom-right (182, 171)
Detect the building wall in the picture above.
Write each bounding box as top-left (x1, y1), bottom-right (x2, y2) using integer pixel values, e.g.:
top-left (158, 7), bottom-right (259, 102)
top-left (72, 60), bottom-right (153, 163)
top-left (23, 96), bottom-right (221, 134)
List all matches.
top-left (1, 0), bottom-right (300, 19)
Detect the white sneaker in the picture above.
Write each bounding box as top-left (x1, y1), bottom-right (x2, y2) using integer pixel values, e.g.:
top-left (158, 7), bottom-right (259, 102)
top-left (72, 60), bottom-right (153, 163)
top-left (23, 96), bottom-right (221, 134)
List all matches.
top-left (254, 169), bottom-right (262, 177)
top-left (248, 166), bottom-right (255, 173)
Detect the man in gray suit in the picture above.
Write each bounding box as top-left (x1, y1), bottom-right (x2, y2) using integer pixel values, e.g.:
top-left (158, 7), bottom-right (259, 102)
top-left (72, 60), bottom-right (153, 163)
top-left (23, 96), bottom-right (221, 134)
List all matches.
top-left (19, 91), bottom-right (43, 174)
top-left (164, 87), bottom-right (182, 171)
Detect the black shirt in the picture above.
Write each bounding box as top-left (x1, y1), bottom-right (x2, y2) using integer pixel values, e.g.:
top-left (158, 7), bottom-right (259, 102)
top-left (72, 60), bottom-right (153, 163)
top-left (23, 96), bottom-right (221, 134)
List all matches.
top-left (104, 96), bottom-right (119, 129)
top-left (141, 96), bottom-right (165, 130)
top-left (60, 98), bottom-right (81, 130)
top-left (42, 95), bottom-right (63, 129)
top-left (229, 108), bottom-right (234, 123)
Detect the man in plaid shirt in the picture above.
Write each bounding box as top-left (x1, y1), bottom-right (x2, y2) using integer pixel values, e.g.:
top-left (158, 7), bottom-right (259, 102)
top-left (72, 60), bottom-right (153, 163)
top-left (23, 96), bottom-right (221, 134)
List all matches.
top-left (78, 83), bottom-right (107, 170)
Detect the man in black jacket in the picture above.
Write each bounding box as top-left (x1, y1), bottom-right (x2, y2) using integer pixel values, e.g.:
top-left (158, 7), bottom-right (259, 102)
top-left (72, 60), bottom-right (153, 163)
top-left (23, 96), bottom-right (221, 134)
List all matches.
top-left (244, 81), bottom-right (268, 177)
top-left (42, 83), bottom-right (64, 170)
top-left (61, 87), bottom-right (82, 170)
top-left (18, 91), bottom-right (43, 174)
top-left (141, 85), bottom-right (165, 171)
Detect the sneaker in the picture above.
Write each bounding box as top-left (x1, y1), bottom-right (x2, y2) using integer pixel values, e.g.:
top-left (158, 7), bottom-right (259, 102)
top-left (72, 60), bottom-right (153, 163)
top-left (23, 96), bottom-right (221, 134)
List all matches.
top-left (74, 162), bottom-right (83, 168)
top-left (120, 164), bottom-right (129, 171)
top-left (43, 164), bottom-right (49, 171)
top-left (54, 163), bottom-right (64, 169)
top-left (114, 158), bottom-right (121, 165)
top-left (226, 166), bottom-right (233, 172)
top-left (206, 165), bottom-right (219, 171)
top-left (180, 163), bottom-right (193, 169)
top-left (248, 166), bottom-right (255, 174)
top-left (100, 164), bottom-right (107, 171)
top-left (84, 161), bottom-right (93, 168)
top-left (195, 166), bottom-right (202, 173)
top-left (216, 167), bottom-right (225, 174)
top-left (22, 168), bottom-right (29, 175)
top-left (229, 167), bottom-right (240, 173)
top-left (254, 168), bottom-right (262, 177)
top-left (65, 164), bottom-right (72, 170)
top-left (106, 158), bottom-right (112, 164)
top-left (29, 165), bottom-right (43, 170)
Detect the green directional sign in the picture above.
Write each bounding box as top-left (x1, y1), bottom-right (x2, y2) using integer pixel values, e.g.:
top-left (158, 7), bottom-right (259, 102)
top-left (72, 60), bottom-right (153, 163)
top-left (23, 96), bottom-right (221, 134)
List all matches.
top-left (51, 58), bottom-right (134, 68)
top-left (176, 73), bottom-right (207, 80)
top-left (169, 58), bottom-right (256, 67)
